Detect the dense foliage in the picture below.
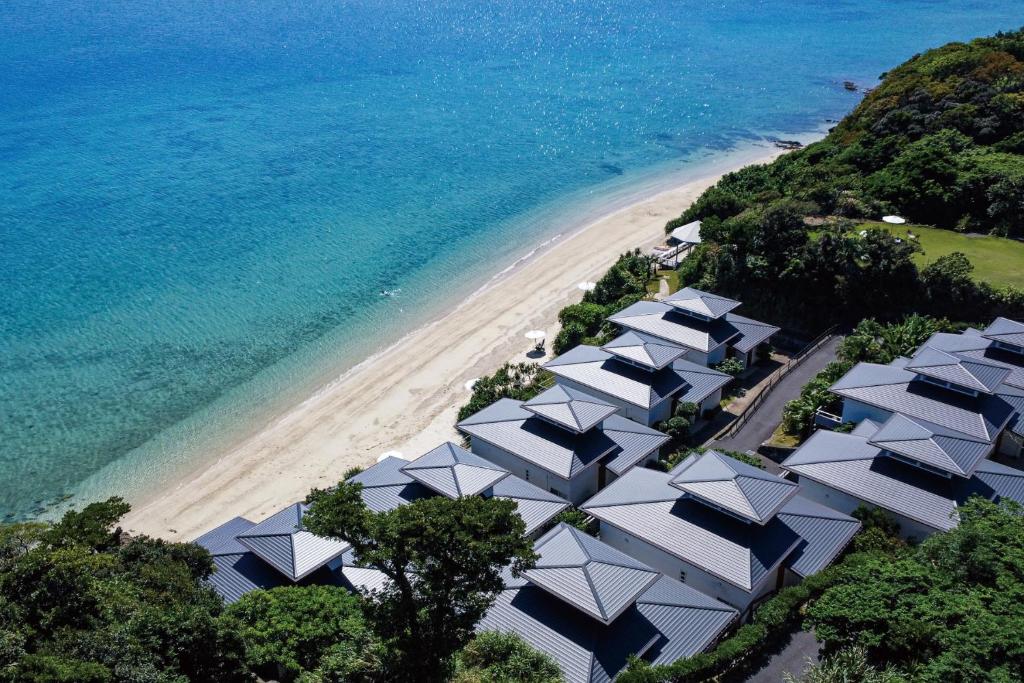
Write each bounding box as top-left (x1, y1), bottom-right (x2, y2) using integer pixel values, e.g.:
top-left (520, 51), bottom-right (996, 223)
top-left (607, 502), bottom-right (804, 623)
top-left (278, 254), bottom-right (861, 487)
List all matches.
top-left (222, 585), bottom-right (382, 682)
top-left (781, 315), bottom-right (951, 436)
top-left (457, 363), bottom-right (550, 423)
top-left (0, 498), bottom-right (250, 683)
top-left (553, 250), bottom-right (653, 354)
top-left (303, 484), bottom-right (537, 682)
top-left (453, 632), bottom-right (561, 683)
top-left (670, 29), bottom-right (1024, 331)
top-left (807, 499), bottom-right (1024, 682)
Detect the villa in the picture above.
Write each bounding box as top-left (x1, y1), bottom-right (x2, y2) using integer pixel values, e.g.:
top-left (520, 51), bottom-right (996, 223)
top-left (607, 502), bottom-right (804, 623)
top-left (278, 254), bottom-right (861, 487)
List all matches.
top-left (544, 333), bottom-right (732, 426)
top-left (783, 318), bottom-right (1024, 539)
top-left (581, 450), bottom-right (860, 616)
top-left (477, 523), bottom-right (737, 682)
top-left (458, 385), bottom-right (669, 504)
top-left (196, 442), bottom-right (569, 603)
top-left (607, 288), bottom-right (779, 369)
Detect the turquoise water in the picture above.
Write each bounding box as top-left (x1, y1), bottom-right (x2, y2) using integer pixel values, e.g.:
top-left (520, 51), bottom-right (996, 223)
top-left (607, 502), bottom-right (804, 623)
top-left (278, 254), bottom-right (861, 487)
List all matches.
top-left (1, 1), bottom-right (1020, 519)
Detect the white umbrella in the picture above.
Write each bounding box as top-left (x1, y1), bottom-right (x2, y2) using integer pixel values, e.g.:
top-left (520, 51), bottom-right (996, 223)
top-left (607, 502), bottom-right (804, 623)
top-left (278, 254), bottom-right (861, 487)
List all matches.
top-left (525, 330), bottom-right (546, 340)
top-left (577, 281), bottom-right (597, 292)
top-left (464, 378), bottom-right (480, 392)
top-left (378, 450), bottom-right (403, 462)
top-left (882, 215), bottom-right (906, 224)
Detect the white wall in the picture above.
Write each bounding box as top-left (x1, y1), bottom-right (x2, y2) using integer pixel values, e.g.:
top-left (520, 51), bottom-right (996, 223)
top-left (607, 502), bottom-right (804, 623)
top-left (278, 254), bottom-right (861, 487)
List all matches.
top-left (469, 438), bottom-right (597, 505)
top-left (795, 477), bottom-right (939, 541)
top-left (840, 399), bottom-right (893, 425)
top-left (597, 521), bottom-right (772, 615)
top-left (699, 388), bottom-right (723, 416)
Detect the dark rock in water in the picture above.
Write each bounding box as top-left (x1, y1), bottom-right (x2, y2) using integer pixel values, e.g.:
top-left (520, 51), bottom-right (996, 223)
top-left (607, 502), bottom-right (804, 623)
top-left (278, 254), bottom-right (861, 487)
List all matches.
top-left (825, 118), bottom-right (839, 123)
top-left (599, 162), bottom-right (624, 176)
top-left (772, 139), bottom-right (803, 150)
top-left (843, 80), bottom-right (858, 91)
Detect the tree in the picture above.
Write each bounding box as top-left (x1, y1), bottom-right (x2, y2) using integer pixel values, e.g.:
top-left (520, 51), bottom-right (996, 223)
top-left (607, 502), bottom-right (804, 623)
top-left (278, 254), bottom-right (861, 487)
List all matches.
top-left (714, 357), bottom-right (744, 378)
top-left (223, 585), bottom-right (381, 682)
top-left (454, 631), bottom-right (561, 683)
top-left (786, 647), bottom-right (907, 683)
top-left (806, 499), bottom-right (1024, 682)
top-left (303, 485), bottom-right (537, 682)
top-left (0, 499), bottom-right (250, 683)
top-left (458, 363), bottom-right (547, 422)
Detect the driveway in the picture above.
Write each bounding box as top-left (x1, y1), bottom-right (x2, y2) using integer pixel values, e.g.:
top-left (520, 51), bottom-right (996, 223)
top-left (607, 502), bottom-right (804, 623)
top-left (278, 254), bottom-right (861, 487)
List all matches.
top-left (712, 336), bottom-right (842, 456)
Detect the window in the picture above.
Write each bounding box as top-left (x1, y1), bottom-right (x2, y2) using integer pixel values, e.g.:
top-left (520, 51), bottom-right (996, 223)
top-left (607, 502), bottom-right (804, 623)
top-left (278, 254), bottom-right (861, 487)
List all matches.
top-left (549, 487), bottom-right (565, 498)
top-left (524, 469), bottom-right (530, 481)
top-left (678, 570), bottom-right (686, 583)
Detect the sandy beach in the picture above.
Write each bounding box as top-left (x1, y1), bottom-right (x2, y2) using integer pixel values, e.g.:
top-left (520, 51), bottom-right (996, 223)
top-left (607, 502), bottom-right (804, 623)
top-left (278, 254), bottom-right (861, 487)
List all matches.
top-left (123, 143), bottom-right (791, 540)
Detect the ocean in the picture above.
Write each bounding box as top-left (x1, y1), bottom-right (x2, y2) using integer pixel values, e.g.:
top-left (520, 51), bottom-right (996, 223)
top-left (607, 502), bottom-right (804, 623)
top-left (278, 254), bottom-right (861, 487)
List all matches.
top-left (1, 0), bottom-right (1019, 520)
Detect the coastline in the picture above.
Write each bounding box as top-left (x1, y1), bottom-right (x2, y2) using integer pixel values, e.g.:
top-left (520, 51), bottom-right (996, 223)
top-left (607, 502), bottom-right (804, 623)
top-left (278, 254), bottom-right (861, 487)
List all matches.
top-left (121, 138), bottom-right (810, 540)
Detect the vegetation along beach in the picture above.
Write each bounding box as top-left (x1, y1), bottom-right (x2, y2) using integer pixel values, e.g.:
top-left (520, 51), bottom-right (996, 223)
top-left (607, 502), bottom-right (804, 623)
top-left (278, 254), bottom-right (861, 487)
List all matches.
top-left (2, 2), bottom-right (1024, 682)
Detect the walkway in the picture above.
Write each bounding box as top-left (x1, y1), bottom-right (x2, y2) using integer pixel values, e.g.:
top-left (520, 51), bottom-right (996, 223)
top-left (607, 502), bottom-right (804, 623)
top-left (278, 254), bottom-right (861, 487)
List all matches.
top-left (710, 336), bottom-right (842, 457)
top-left (745, 630), bottom-right (821, 682)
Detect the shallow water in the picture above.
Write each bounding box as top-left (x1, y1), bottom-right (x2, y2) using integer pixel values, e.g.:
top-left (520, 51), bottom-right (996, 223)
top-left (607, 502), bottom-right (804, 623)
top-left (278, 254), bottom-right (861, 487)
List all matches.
top-left (0, 0), bottom-right (1019, 519)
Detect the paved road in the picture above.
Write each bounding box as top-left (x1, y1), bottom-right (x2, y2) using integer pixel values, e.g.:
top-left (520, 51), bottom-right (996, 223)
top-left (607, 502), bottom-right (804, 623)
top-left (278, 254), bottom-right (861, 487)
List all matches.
top-left (746, 630), bottom-right (822, 682)
top-left (712, 336), bottom-right (842, 457)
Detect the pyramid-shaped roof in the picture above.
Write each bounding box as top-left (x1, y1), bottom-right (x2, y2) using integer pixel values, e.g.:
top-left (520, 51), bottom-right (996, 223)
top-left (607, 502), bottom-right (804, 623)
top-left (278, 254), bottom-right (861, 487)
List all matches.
top-left (523, 524), bottom-right (660, 625)
top-left (601, 331), bottom-right (688, 371)
top-left (400, 442), bottom-right (509, 497)
top-left (868, 412), bottom-right (992, 477)
top-left (906, 346), bottom-right (1010, 394)
top-left (669, 220), bottom-right (702, 245)
top-left (522, 385), bottom-right (618, 433)
top-left (236, 503), bottom-right (350, 582)
top-left (662, 287), bottom-right (741, 319)
top-left (669, 450), bottom-right (797, 524)
top-left (982, 317), bottom-right (1024, 349)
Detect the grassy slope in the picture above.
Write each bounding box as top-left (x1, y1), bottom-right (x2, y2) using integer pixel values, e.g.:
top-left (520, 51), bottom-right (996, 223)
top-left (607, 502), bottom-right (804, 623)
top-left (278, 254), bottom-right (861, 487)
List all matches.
top-left (856, 222), bottom-right (1024, 288)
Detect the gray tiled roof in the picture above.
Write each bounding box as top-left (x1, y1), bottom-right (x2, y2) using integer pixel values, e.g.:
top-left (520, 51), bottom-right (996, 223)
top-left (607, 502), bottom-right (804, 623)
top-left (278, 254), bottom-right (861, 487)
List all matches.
top-left (983, 317), bottom-right (1024, 349)
top-left (924, 330), bottom-right (1024, 391)
top-left (867, 412), bottom-right (992, 477)
top-left (600, 415), bottom-right (670, 476)
top-left (724, 313), bottom-right (781, 354)
top-left (669, 451), bottom-right (798, 524)
top-left (524, 524), bottom-right (660, 624)
top-left (490, 475), bottom-right (571, 536)
top-left (479, 554), bottom-right (735, 683)
top-left (401, 442), bottom-right (510, 497)
top-left (782, 429), bottom-right (1024, 532)
top-left (237, 503), bottom-right (351, 582)
top-left (457, 399), bottom-right (618, 479)
top-left (776, 497), bottom-right (860, 578)
top-left (601, 331), bottom-right (688, 371)
top-left (609, 301), bottom-right (739, 353)
top-left (196, 517), bottom-right (288, 603)
top-left (582, 468), bottom-right (802, 591)
top-left (905, 346), bottom-right (1011, 394)
top-left (545, 345), bottom-right (730, 410)
top-left (348, 456), bottom-right (433, 513)
top-left (523, 385), bottom-right (619, 434)
top-left (662, 287), bottom-right (741, 320)
top-left (353, 453), bottom-right (567, 536)
top-left (831, 362), bottom-right (1015, 442)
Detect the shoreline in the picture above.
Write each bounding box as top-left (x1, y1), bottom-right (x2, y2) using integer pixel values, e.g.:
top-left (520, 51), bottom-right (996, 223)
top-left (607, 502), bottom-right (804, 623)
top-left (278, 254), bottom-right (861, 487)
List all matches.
top-left (122, 138), bottom-right (811, 540)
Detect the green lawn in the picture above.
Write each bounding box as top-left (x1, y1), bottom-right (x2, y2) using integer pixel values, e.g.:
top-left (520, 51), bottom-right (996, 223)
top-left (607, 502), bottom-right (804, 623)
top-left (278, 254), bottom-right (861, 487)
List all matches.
top-left (647, 269), bottom-right (682, 296)
top-left (856, 222), bottom-right (1024, 289)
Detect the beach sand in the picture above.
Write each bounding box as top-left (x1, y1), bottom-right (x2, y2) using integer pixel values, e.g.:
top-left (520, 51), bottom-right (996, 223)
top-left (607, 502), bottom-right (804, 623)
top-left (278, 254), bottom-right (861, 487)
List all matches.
top-left (123, 143), bottom-right (791, 540)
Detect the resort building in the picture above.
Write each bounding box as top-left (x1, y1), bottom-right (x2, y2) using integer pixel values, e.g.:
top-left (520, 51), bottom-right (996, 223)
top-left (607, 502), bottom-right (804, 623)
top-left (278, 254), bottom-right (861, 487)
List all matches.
top-left (195, 442), bottom-right (569, 603)
top-left (477, 523), bottom-right (737, 683)
top-left (458, 385), bottom-right (669, 504)
top-left (607, 287), bottom-right (779, 369)
top-left (544, 336), bottom-right (731, 426)
top-left (581, 450), bottom-right (860, 616)
top-left (350, 442), bottom-right (570, 537)
top-left (782, 420), bottom-right (1024, 539)
top-left (783, 317), bottom-right (1024, 539)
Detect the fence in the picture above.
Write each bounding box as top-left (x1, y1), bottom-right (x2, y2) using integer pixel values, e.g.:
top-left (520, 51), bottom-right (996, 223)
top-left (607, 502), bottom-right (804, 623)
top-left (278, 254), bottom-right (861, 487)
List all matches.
top-left (703, 326), bottom-right (838, 445)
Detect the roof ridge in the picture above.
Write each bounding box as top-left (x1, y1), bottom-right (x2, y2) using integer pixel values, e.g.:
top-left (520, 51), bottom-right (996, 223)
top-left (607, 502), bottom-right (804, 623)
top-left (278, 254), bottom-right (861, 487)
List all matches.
top-left (581, 563), bottom-right (607, 620)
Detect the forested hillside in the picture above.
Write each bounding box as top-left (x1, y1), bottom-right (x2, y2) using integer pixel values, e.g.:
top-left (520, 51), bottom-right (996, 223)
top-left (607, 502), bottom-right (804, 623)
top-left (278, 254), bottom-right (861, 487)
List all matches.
top-left (672, 28), bottom-right (1024, 332)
